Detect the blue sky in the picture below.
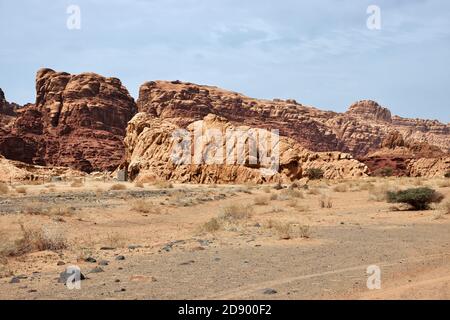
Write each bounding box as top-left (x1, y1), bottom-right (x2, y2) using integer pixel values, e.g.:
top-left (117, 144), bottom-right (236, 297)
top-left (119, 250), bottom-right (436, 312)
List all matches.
top-left (1, 0), bottom-right (449, 122)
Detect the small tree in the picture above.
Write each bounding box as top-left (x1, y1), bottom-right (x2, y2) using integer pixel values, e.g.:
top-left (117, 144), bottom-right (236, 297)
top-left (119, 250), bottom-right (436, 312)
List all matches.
top-left (387, 187), bottom-right (444, 210)
top-left (445, 171), bottom-right (450, 178)
top-left (305, 168), bottom-right (324, 180)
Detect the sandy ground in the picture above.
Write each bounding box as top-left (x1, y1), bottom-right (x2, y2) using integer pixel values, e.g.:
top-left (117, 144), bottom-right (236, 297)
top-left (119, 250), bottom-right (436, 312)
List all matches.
top-left (0, 177), bottom-right (449, 300)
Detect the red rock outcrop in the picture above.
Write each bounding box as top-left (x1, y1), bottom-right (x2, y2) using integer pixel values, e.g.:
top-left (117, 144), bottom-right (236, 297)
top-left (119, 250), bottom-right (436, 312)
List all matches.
top-left (136, 81), bottom-right (450, 159)
top-left (0, 69), bottom-right (137, 172)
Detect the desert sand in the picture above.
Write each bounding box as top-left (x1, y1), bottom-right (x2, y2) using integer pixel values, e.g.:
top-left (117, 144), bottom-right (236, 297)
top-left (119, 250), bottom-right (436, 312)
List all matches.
top-left (1, 177), bottom-right (449, 300)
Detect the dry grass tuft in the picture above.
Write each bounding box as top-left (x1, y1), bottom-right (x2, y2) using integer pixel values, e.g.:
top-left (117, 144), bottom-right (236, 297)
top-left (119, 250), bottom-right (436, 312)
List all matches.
top-left (254, 196), bottom-right (270, 206)
top-left (1, 224), bottom-right (67, 257)
top-left (154, 180), bottom-right (174, 189)
top-left (333, 184), bottom-right (349, 193)
top-left (70, 179), bottom-right (84, 188)
top-left (441, 200), bottom-right (450, 215)
top-left (15, 186), bottom-right (27, 194)
top-left (221, 205), bottom-right (253, 220)
top-left (201, 218), bottom-right (221, 233)
top-left (130, 199), bottom-right (161, 214)
top-left (278, 189), bottom-right (304, 201)
top-left (319, 195), bottom-right (333, 208)
top-left (103, 232), bottom-right (126, 248)
top-left (267, 221), bottom-right (311, 240)
top-left (110, 183), bottom-right (127, 191)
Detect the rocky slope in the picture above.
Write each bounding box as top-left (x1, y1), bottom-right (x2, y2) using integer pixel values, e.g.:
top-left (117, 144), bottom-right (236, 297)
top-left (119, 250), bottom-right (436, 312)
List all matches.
top-left (0, 69), bottom-right (136, 172)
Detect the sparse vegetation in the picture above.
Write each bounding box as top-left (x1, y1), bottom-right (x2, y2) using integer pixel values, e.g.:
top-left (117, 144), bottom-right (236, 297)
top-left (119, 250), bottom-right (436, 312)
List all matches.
top-left (15, 186), bottom-right (27, 194)
top-left (254, 196), bottom-right (270, 206)
top-left (154, 180), bottom-right (174, 189)
top-left (445, 172), bottom-right (450, 178)
top-left (70, 179), bottom-right (84, 188)
top-left (387, 187), bottom-right (444, 210)
top-left (439, 200), bottom-right (450, 215)
top-left (1, 224), bottom-right (67, 257)
top-left (131, 199), bottom-right (161, 214)
top-left (267, 221), bottom-right (311, 240)
top-left (201, 218), bottom-right (221, 233)
top-left (110, 183), bottom-right (127, 191)
top-left (333, 184), bottom-right (349, 193)
top-left (278, 189), bottom-right (304, 200)
top-left (305, 168), bottom-right (324, 180)
top-left (221, 205), bottom-right (253, 220)
top-left (368, 184), bottom-right (397, 201)
top-left (319, 195), bottom-right (333, 208)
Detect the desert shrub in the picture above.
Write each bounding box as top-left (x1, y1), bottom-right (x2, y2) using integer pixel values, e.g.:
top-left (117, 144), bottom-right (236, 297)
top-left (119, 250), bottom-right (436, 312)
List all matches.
top-left (333, 184), bottom-right (349, 193)
top-left (445, 172), bottom-right (450, 178)
top-left (70, 179), bottom-right (84, 188)
top-left (201, 218), bottom-right (221, 233)
top-left (387, 187), bottom-right (444, 210)
top-left (279, 189), bottom-right (304, 200)
top-left (319, 195), bottom-right (333, 208)
top-left (0, 182), bottom-right (9, 195)
top-left (154, 180), bottom-right (173, 189)
top-left (15, 186), bottom-right (27, 194)
top-left (221, 205), bottom-right (253, 220)
top-left (270, 193), bottom-right (278, 200)
top-left (103, 232), bottom-right (126, 248)
top-left (305, 168), bottom-right (324, 180)
top-left (2, 224), bottom-right (67, 257)
top-left (131, 199), bottom-right (161, 214)
top-left (110, 183), bottom-right (127, 191)
top-left (49, 205), bottom-right (76, 216)
top-left (254, 196), bottom-right (270, 206)
top-left (439, 200), bottom-right (450, 215)
top-left (270, 221), bottom-right (311, 240)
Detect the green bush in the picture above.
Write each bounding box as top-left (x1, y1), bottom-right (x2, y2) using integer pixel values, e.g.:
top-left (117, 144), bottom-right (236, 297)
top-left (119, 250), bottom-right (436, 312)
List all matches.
top-left (387, 187), bottom-right (444, 210)
top-left (305, 168), bottom-right (324, 180)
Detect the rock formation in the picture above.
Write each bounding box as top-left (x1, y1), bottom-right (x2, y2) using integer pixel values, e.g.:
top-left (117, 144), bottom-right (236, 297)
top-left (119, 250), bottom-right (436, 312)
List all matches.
top-left (1, 72), bottom-right (448, 179)
top-left (136, 81), bottom-right (450, 157)
top-left (124, 113), bottom-right (368, 183)
top-left (0, 69), bottom-right (137, 172)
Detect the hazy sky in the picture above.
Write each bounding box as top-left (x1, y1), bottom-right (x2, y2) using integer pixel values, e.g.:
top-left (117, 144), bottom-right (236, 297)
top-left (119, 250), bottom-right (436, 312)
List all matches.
top-left (1, 0), bottom-right (449, 122)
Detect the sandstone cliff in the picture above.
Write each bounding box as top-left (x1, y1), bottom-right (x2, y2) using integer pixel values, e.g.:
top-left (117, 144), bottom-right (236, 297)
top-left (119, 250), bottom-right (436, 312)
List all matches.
top-left (124, 113), bottom-right (368, 183)
top-left (0, 69), bottom-right (137, 172)
top-left (136, 81), bottom-right (450, 158)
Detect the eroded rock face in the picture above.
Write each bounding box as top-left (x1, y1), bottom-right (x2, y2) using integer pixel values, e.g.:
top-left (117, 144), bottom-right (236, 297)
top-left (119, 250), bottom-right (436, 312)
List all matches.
top-left (124, 113), bottom-right (368, 183)
top-left (361, 130), bottom-right (448, 177)
top-left (346, 100), bottom-right (392, 122)
top-left (0, 88), bottom-right (18, 117)
top-left (136, 81), bottom-right (450, 158)
top-left (0, 69), bottom-right (137, 172)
